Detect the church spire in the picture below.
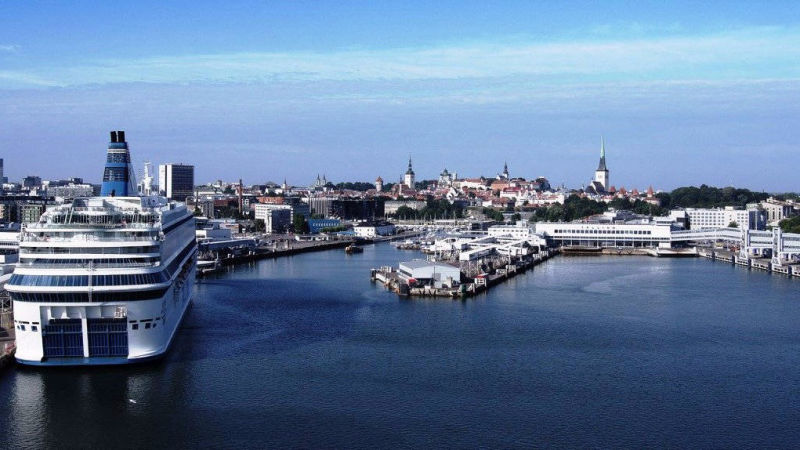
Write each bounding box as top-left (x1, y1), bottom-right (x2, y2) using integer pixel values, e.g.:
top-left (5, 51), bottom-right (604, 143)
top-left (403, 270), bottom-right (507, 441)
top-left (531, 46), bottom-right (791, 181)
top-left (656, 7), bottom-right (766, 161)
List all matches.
top-left (597, 136), bottom-right (608, 171)
top-left (406, 155), bottom-right (414, 175)
top-left (601, 136), bottom-right (605, 159)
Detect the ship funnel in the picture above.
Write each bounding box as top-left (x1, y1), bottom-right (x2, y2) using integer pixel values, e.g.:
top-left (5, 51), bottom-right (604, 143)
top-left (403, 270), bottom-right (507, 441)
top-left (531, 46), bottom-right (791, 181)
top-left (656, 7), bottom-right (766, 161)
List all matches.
top-left (100, 130), bottom-right (138, 197)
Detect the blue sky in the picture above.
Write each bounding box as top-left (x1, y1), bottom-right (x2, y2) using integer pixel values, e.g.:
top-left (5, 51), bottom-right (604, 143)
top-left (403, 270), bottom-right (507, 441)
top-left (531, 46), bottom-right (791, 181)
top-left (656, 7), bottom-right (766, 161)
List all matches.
top-left (1, 1), bottom-right (799, 191)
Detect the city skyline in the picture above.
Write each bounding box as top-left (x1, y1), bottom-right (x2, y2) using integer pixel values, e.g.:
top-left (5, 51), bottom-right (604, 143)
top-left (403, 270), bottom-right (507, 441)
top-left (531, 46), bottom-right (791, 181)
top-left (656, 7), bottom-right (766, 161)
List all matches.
top-left (1, 1), bottom-right (799, 190)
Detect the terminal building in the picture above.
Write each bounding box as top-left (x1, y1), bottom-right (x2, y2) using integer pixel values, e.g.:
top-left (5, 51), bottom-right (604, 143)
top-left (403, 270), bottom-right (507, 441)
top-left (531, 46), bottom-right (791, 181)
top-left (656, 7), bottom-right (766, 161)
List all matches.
top-left (534, 222), bottom-right (674, 248)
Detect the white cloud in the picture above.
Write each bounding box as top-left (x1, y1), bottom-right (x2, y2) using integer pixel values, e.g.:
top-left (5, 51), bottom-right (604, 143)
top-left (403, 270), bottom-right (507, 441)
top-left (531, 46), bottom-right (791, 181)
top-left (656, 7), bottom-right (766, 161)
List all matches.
top-left (0, 44), bottom-right (19, 52)
top-left (2, 26), bottom-right (799, 89)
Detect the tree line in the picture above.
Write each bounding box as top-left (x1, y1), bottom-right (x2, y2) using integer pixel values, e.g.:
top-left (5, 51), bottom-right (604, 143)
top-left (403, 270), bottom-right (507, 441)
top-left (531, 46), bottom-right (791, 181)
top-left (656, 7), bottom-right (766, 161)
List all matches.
top-left (393, 198), bottom-right (464, 220)
top-left (657, 185), bottom-right (769, 209)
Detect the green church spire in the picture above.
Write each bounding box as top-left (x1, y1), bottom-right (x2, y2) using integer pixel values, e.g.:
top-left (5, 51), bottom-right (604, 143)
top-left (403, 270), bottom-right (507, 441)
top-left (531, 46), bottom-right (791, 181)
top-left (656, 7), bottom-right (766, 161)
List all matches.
top-left (597, 136), bottom-right (608, 171)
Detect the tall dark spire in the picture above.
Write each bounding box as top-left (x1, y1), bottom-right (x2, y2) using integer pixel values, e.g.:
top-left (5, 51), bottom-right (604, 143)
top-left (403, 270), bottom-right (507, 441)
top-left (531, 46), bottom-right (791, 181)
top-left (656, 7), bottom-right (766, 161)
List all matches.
top-left (597, 136), bottom-right (608, 171)
top-left (406, 155), bottom-right (414, 175)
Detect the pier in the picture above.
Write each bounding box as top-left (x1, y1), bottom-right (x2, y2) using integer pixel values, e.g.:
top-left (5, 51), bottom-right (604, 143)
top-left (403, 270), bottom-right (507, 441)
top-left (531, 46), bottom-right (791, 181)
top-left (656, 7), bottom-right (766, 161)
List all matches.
top-left (371, 249), bottom-right (559, 299)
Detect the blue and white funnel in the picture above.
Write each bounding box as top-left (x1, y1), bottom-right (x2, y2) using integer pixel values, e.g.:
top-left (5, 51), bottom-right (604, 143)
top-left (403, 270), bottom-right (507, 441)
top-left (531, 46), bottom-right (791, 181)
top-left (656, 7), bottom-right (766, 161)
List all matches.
top-left (100, 130), bottom-right (137, 197)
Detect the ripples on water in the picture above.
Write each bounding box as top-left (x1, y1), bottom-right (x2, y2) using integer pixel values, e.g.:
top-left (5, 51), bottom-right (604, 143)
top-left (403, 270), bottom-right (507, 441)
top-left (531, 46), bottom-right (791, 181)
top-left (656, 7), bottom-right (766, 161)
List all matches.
top-left (1, 245), bottom-right (800, 448)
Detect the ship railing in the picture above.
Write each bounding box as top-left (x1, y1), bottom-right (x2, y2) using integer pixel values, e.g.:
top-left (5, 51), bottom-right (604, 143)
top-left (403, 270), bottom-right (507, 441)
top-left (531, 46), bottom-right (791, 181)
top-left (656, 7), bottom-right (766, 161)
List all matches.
top-left (21, 234), bottom-right (159, 243)
top-left (17, 261), bottom-right (158, 269)
top-left (32, 221), bottom-right (160, 229)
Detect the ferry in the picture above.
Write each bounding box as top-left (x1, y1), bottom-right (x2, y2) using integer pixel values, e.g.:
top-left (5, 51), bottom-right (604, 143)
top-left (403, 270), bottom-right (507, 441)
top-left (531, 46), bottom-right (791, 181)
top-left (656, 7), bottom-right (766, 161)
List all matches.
top-left (6, 131), bottom-right (196, 365)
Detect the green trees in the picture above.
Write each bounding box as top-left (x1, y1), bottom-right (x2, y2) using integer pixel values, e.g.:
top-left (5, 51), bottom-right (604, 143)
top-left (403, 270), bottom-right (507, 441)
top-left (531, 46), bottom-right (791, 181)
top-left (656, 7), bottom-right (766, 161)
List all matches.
top-left (335, 182), bottom-right (376, 191)
top-left (779, 216), bottom-right (800, 234)
top-left (559, 196), bottom-right (607, 221)
top-left (630, 200), bottom-right (667, 216)
top-left (607, 197), bottom-right (632, 210)
top-left (320, 225), bottom-right (349, 233)
top-left (526, 196), bottom-right (605, 222)
top-left (292, 214), bottom-right (309, 233)
top-left (392, 199), bottom-right (464, 220)
top-left (414, 180), bottom-right (437, 190)
top-left (481, 207), bottom-right (505, 221)
top-left (728, 221), bottom-right (739, 228)
top-left (394, 206), bottom-right (418, 220)
top-left (665, 185), bottom-right (768, 209)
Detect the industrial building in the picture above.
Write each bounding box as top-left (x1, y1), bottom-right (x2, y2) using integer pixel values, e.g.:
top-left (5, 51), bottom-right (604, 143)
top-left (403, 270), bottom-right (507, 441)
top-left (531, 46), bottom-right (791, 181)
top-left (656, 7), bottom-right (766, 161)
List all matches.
top-left (398, 260), bottom-right (461, 288)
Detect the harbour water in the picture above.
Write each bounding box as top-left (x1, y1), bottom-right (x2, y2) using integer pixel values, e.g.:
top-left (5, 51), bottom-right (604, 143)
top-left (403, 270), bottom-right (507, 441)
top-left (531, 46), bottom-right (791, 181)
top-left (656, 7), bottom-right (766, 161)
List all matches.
top-left (2, 244), bottom-right (800, 447)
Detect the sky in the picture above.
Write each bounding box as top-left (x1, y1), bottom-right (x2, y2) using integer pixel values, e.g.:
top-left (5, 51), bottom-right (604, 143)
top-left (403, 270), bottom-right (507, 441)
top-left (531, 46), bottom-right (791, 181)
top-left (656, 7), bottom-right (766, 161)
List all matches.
top-left (1, 1), bottom-right (799, 192)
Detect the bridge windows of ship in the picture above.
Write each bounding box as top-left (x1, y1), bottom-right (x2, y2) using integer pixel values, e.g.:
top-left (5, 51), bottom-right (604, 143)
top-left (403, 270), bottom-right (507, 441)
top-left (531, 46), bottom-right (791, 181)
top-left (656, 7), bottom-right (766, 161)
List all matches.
top-left (9, 272), bottom-right (170, 288)
top-left (19, 257), bottom-right (160, 268)
top-left (10, 288), bottom-right (169, 303)
top-left (22, 245), bottom-right (160, 255)
top-left (161, 213), bottom-right (194, 235)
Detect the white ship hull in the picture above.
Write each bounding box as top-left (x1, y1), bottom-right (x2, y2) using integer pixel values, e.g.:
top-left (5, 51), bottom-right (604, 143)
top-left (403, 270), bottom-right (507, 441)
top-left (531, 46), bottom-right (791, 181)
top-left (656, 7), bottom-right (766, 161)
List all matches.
top-left (13, 257), bottom-right (195, 366)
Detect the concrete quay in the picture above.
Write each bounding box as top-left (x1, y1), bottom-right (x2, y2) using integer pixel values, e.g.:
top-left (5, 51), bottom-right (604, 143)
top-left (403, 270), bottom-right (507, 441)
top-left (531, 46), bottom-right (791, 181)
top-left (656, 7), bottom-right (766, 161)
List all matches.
top-left (197, 231), bottom-right (425, 276)
top-left (699, 247), bottom-right (799, 277)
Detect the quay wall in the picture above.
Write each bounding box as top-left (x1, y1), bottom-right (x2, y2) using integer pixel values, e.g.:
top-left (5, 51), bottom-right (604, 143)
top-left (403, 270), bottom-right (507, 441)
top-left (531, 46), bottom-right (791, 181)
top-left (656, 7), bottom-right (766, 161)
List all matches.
top-left (699, 247), bottom-right (797, 277)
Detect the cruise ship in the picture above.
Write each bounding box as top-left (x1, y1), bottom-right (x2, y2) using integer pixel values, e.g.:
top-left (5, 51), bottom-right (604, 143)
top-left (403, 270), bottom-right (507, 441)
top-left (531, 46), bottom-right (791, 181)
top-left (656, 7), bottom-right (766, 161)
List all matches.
top-left (7, 131), bottom-right (196, 365)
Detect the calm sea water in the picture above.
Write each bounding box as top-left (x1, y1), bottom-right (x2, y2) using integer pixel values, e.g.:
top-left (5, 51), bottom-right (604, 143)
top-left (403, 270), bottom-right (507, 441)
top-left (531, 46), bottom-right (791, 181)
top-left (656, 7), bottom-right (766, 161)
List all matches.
top-left (1, 244), bottom-right (800, 448)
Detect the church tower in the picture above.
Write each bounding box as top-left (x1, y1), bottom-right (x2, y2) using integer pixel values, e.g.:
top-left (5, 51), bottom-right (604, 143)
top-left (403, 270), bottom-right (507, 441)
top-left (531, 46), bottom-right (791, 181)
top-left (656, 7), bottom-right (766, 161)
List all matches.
top-left (594, 137), bottom-right (610, 191)
top-left (404, 156), bottom-right (415, 189)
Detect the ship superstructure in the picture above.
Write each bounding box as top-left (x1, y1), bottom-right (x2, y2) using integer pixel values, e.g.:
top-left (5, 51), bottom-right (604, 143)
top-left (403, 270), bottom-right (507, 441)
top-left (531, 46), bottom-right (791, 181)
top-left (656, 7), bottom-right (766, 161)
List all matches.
top-left (7, 132), bottom-right (196, 365)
